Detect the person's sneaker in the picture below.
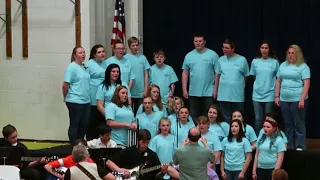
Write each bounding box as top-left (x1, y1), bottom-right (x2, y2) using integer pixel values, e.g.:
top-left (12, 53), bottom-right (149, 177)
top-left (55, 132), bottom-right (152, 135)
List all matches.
top-left (296, 148), bottom-right (303, 151)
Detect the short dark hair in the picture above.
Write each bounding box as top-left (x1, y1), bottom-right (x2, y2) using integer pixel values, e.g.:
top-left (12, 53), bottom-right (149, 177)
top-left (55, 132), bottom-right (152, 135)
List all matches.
top-left (188, 130), bottom-right (201, 142)
top-left (98, 124), bottom-right (112, 136)
top-left (73, 138), bottom-right (88, 147)
top-left (137, 129), bottom-right (151, 141)
top-left (223, 39), bottom-right (236, 49)
top-left (193, 34), bottom-right (206, 40)
top-left (2, 124), bottom-right (17, 138)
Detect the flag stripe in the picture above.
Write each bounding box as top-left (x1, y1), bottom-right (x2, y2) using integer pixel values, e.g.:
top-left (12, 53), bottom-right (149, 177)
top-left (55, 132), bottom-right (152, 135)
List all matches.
top-left (111, 0), bottom-right (126, 47)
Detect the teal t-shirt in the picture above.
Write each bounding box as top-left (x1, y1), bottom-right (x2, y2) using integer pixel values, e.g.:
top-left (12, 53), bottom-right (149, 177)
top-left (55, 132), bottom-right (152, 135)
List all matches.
top-left (257, 136), bottom-right (286, 169)
top-left (199, 131), bottom-right (222, 151)
top-left (168, 113), bottom-right (194, 126)
top-left (222, 137), bottom-right (252, 171)
top-left (258, 129), bottom-right (288, 143)
top-left (136, 104), bottom-right (168, 117)
top-left (216, 55), bottom-right (250, 102)
top-left (149, 64), bottom-right (178, 105)
top-left (250, 58), bottom-right (279, 102)
top-left (124, 53), bottom-right (150, 98)
top-left (244, 124), bottom-right (257, 143)
top-left (276, 62), bottom-right (310, 102)
top-left (149, 134), bottom-right (176, 163)
top-left (96, 82), bottom-right (131, 109)
top-left (209, 122), bottom-right (230, 142)
top-left (85, 59), bottom-right (106, 106)
top-left (171, 122), bottom-right (194, 148)
top-left (105, 103), bottom-right (134, 146)
top-left (64, 62), bottom-right (90, 104)
top-left (103, 56), bottom-right (135, 85)
top-left (182, 48), bottom-right (219, 97)
top-left (136, 111), bottom-right (163, 138)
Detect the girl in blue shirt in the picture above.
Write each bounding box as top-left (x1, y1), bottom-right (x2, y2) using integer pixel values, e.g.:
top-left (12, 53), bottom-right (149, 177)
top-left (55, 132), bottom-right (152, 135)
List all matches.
top-left (96, 64), bottom-right (131, 118)
top-left (85, 44), bottom-right (107, 140)
top-left (167, 96), bottom-right (194, 125)
top-left (207, 105), bottom-right (230, 142)
top-left (105, 86), bottom-right (137, 147)
top-left (221, 119), bottom-right (252, 180)
top-left (136, 96), bottom-right (163, 138)
top-left (62, 47), bottom-right (90, 144)
top-left (136, 85), bottom-right (168, 117)
top-left (232, 110), bottom-right (257, 150)
top-left (171, 107), bottom-right (194, 148)
top-left (250, 41), bottom-right (279, 134)
top-left (252, 117), bottom-right (286, 180)
top-left (275, 45), bottom-right (311, 150)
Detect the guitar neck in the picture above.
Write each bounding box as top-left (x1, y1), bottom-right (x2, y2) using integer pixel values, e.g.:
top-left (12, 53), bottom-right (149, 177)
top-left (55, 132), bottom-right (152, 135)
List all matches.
top-left (20, 157), bottom-right (42, 161)
top-left (140, 164), bottom-right (161, 174)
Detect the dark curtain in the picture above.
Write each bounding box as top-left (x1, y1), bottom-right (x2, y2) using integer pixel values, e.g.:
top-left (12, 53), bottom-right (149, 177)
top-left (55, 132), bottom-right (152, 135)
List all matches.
top-left (143, 0), bottom-right (320, 138)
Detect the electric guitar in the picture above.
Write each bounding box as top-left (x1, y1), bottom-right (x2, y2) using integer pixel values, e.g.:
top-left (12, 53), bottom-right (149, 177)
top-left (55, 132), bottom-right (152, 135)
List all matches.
top-left (115, 163), bottom-right (170, 180)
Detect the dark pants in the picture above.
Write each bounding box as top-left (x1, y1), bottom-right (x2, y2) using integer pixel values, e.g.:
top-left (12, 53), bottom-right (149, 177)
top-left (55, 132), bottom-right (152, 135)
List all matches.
top-left (280, 100), bottom-right (308, 150)
top-left (219, 101), bottom-right (245, 124)
top-left (225, 169), bottom-right (245, 180)
top-left (86, 106), bottom-right (106, 141)
top-left (257, 168), bottom-right (273, 180)
top-left (132, 98), bottom-right (143, 116)
top-left (252, 101), bottom-right (274, 134)
top-left (189, 96), bottom-right (214, 125)
top-left (20, 167), bottom-right (41, 180)
top-left (66, 102), bottom-right (91, 144)
top-left (215, 164), bottom-right (221, 180)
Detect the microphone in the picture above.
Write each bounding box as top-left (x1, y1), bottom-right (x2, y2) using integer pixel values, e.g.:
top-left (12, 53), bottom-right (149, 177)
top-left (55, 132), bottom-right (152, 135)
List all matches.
top-left (136, 118), bottom-right (139, 149)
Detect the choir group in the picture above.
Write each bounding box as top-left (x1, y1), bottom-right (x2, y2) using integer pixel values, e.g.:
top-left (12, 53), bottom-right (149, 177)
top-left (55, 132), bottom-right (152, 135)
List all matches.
top-left (62, 35), bottom-right (310, 180)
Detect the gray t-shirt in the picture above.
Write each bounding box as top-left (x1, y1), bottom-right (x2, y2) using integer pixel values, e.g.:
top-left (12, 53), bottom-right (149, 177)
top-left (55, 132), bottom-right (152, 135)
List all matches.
top-left (173, 143), bottom-right (215, 180)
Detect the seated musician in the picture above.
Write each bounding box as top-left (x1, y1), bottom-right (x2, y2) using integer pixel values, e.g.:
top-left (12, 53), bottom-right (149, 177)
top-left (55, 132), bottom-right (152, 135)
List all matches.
top-left (44, 139), bottom-right (114, 180)
top-left (0, 124), bottom-right (46, 180)
top-left (106, 129), bottom-right (172, 180)
top-left (64, 144), bottom-right (116, 180)
top-left (87, 124), bottom-right (117, 149)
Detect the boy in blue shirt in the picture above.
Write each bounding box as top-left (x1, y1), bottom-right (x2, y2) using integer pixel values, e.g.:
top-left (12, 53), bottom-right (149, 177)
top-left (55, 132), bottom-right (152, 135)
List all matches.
top-left (149, 50), bottom-right (178, 106)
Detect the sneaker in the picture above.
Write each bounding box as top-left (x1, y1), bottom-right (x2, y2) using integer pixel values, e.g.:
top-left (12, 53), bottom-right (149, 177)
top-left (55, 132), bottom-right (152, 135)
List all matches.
top-left (296, 148), bottom-right (303, 151)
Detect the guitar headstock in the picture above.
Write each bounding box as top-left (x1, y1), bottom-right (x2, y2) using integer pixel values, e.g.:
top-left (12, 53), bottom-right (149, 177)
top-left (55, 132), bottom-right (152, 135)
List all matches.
top-left (46, 156), bottom-right (59, 162)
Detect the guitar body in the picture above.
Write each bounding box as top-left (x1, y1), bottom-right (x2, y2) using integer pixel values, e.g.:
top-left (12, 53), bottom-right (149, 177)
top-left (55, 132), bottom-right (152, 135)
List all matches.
top-left (115, 166), bottom-right (139, 180)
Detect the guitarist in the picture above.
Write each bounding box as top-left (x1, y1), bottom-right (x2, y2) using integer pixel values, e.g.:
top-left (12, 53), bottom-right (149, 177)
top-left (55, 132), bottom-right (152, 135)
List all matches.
top-left (106, 129), bottom-right (169, 180)
top-left (0, 124), bottom-right (47, 180)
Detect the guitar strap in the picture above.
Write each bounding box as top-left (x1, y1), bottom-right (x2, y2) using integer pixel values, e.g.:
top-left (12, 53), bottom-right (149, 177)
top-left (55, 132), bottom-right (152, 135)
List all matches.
top-left (76, 164), bottom-right (97, 180)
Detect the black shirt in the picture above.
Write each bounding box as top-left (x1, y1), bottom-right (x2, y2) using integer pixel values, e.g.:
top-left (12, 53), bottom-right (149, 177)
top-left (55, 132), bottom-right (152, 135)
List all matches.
top-left (0, 138), bottom-right (29, 167)
top-left (110, 146), bottom-right (162, 180)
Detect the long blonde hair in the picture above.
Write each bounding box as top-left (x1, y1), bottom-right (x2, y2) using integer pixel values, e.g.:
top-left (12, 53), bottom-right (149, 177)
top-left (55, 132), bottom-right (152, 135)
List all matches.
top-left (167, 96), bottom-right (184, 114)
top-left (286, 44), bottom-right (305, 66)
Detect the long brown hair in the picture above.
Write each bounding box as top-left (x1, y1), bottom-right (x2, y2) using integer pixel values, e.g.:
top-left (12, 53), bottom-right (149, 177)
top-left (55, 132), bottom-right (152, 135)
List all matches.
top-left (70, 46), bottom-right (82, 62)
top-left (208, 104), bottom-right (223, 124)
top-left (111, 85), bottom-right (130, 107)
top-left (147, 84), bottom-right (163, 110)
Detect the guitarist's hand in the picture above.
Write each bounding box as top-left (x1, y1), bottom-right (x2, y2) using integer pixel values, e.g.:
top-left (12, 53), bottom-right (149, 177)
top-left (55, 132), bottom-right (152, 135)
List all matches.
top-left (40, 157), bottom-right (48, 164)
top-left (120, 168), bottom-right (130, 178)
top-left (161, 164), bottom-right (169, 174)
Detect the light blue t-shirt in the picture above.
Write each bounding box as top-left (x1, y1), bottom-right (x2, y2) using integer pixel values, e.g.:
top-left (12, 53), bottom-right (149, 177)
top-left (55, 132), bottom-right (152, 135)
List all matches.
top-left (105, 103), bottom-right (134, 146)
top-left (216, 55), bottom-right (250, 102)
top-left (182, 48), bottom-right (219, 97)
top-left (149, 134), bottom-right (176, 163)
top-left (199, 131), bottom-right (222, 152)
top-left (258, 129), bottom-right (288, 143)
top-left (257, 136), bottom-right (286, 169)
top-left (96, 82), bottom-right (131, 108)
top-left (136, 104), bottom-right (168, 117)
top-left (124, 53), bottom-right (150, 98)
top-left (168, 113), bottom-right (194, 127)
top-left (209, 122), bottom-right (230, 142)
top-left (171, 122), bottom-right (194, 147)
top-left (85, 59), bottom-right (106, 106)
top-left (244, 124), bottom-right (257, 143)
top-left (222, 137), bottom-right (252, 171)
top-left (276, 62), bottom-right (310, 102)
top-left (149, 64), bottom-right (178, 105)
top-left (64, 62), bottom-right (90, 104)
top-left (103, 56), bottom-right (135, 85)
top-left (136, 111), bottom-right (163, 138)
top-left (250, 58), bottom-right (279, 102)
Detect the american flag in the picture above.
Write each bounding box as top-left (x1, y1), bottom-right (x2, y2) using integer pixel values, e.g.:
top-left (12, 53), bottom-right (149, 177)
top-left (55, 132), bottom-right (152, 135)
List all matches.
top-left (111, 0), bottom-right (126, 47)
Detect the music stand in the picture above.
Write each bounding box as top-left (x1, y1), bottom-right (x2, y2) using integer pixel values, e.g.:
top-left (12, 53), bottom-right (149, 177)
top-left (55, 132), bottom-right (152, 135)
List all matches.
top-left (0, 146), bottom-right (24, 166)
top-left (89, 148), bottom-right (122, 168)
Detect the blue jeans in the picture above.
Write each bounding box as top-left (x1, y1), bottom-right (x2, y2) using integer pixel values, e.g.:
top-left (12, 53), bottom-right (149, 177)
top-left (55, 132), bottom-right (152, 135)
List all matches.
top-left (66, 102), bottom-right (91, 144)
top-left (219, 102), bottom-right (244, 124)
top-left (280, 100), bottom-right (308, 150)
top-left (225, 170), bottom-right (245, 180)
top-left (46, 173), bottom-right (58, 180)
top-left (252, 101), bottom-right (275, 134)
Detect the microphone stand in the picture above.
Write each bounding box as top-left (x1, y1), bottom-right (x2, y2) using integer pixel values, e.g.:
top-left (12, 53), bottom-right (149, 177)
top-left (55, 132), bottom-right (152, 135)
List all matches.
top-left (176, 111), bottom-right (180, 148)
top-left (136, 118), bottom-right (140, 150)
